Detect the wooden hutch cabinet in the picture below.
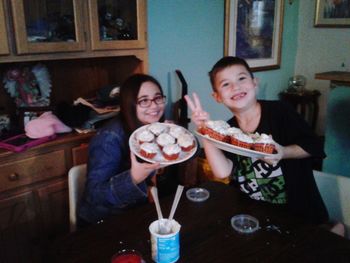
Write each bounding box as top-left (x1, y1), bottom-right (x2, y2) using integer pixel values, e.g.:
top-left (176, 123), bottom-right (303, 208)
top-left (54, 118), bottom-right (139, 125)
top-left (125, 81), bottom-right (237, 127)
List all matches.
top-left (0, 0), bottom-right (147, 262)
top-left (0, 0), bottom-right (10, 55)
top-left (1, 0), bottom-right (148, 65)
top-left (10, 0), bottom-right (86, 54)
top-left (0, 133), bottom-right (92, 262)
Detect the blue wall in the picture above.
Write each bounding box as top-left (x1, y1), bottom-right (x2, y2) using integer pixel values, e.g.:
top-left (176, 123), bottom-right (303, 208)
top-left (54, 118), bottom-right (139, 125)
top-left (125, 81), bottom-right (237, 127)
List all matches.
top-left (148, 0), bottom-right (299, 122)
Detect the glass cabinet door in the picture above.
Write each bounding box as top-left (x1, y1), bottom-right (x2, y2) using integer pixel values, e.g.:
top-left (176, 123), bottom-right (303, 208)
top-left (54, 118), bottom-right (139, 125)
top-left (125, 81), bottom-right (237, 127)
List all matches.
top-left (88, 0), bottom-right (146, 50)
top-left (0, 0), bottom-right (10, 55)
top-left (10, 0), bottom-right (85, 54)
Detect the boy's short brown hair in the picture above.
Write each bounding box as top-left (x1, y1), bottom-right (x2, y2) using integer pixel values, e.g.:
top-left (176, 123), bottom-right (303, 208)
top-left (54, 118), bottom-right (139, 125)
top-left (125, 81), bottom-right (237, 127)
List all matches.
top-left (209, 56), bottom-right (254, 91)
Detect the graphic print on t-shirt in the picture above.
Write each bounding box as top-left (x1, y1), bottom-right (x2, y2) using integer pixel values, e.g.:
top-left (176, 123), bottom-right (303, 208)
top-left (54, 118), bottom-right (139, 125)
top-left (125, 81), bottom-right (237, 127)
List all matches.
top-left (233, 155), bottom-right (287, 204)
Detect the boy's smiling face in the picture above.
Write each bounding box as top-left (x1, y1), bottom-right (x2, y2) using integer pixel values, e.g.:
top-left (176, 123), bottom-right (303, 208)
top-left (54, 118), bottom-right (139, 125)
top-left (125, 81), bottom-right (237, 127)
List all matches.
top-left (212, 65), bottom-right (258, 113)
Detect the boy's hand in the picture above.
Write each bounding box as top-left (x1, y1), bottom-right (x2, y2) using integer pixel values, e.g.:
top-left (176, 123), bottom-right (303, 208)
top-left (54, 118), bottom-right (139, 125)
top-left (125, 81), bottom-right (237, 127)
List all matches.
top-left (262, 139), bottom-right (283, 166)
top-left (184, 93), bottom-right (210, 128)
top-left (130, 152), bottom-right (160, 184)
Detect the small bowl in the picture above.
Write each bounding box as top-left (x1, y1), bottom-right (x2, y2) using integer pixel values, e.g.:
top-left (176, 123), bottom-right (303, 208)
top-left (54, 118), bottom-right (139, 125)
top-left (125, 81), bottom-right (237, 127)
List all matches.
top-left (231, 214), bottom-right (259, 234)
top-left (186, 187), bottom-right (210, 202)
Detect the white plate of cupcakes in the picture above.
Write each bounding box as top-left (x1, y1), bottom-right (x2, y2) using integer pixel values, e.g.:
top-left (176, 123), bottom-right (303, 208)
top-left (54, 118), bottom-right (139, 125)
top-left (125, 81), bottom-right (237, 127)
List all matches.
top-left (194, 120), bottom-right (277, 159)
top-left (129, 122), bottom-right (197, 165)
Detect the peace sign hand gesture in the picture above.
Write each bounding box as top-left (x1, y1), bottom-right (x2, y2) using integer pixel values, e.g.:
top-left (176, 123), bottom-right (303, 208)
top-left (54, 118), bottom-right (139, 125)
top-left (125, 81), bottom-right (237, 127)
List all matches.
top-left (184, 93), bottom-right (210, 128)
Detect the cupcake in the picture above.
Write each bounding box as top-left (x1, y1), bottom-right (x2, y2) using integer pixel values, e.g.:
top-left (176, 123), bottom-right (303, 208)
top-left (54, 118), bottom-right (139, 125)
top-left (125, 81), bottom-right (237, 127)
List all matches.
top-left (231, 132), bottom-right (254, 149)
top-left (227, 126), bottom-right (242, 144)
top-left (162, 144), bottom-right (181, 161)
top-left (177, 133), bottom-right (195, 152)
top-left (253, 133), bottom-right (276, 154)
top-left (139, 142), bottom-right (158, 159)
top-left (148, 122), bottom-right (168, 136)
top-left (169, 125), bottom-right (185, 139)
top-left (200, 120), bottom-right (230, 142)
top-left (136, 130), bottom-right (155, 144)
top-left (156, 133), bottom-right (175, 149)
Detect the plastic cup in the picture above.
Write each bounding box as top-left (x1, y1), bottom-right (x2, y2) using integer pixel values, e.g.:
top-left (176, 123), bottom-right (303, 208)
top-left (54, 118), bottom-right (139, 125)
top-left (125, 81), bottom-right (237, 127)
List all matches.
top-left (186, 187), bottom-right (210, 202)
top-left (230, 214), bottom-right (259, 234)
top-left (149, 219), bottom-right (181, 263)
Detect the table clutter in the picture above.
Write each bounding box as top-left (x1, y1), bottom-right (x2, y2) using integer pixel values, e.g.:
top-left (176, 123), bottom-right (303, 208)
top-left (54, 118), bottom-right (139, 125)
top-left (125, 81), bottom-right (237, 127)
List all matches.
top-left (149, 185), bottom-right (184, 262)
top-left (230, 214), bottom-right (260, 234)
top-left (186, 187), bottom-right (210, 202)
top-left (48, 181), bottom-right (350, 263)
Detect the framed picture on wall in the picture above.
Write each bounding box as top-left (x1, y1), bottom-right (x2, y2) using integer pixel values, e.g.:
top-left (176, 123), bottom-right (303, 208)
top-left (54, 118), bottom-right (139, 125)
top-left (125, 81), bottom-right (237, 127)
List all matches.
top-left (314, 0), bottom-right (350, 27)
top-left (224, 0), bottom-right (284, 71)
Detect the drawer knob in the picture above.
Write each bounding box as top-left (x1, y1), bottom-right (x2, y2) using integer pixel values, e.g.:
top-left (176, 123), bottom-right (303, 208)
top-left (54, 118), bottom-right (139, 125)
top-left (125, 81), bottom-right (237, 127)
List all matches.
top-left (8, 173), bottom-right (19, 181)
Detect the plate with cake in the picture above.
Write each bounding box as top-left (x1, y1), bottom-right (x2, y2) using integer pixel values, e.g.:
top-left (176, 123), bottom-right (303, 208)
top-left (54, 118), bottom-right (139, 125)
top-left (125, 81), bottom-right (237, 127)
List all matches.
top-left (129, 122), bottom-right (197, 165)
top-left (195, 120), bottom-right (277, 159)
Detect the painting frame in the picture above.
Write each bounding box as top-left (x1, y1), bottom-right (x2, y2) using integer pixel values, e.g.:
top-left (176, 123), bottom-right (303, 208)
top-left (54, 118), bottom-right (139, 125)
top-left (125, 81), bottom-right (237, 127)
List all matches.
top-left (314, 0), bottom-right (350, 27)
top-left (225, 0), bottom-right (284, 71)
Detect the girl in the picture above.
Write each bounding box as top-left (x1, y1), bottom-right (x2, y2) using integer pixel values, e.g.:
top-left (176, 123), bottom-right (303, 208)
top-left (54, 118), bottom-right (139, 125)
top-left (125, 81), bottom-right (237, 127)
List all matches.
top-left (79, 74), bottom-right (179, 225)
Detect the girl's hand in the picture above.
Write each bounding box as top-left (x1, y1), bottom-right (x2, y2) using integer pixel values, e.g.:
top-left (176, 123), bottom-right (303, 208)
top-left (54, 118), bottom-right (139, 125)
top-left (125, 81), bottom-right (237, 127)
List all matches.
top-left (130, 152), bottom-right (160, 184)
top-left (184, 93), bottom-right (210, 128)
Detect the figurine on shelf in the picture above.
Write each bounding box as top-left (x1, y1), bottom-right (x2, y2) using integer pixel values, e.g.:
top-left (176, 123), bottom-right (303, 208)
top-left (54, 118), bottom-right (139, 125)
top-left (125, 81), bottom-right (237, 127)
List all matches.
top-left (287, 75), bottom-right (307, 93)
top-left (3, 64), bottom-right (52, 107)
top-left (98, 6), bottom-right (132, 40)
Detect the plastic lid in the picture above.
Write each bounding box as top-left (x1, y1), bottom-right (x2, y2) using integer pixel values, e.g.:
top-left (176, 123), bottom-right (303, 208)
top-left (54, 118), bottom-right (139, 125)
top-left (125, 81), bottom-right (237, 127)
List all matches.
top-left (186, 188), bottom-right (210, 202)
top-left (230, 214), bottom-right (259, 234)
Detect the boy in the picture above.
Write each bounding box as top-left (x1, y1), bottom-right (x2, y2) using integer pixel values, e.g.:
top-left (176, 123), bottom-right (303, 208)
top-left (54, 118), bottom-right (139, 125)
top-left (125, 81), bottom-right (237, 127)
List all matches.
top-left (185, 56), bottom-right (328, 224)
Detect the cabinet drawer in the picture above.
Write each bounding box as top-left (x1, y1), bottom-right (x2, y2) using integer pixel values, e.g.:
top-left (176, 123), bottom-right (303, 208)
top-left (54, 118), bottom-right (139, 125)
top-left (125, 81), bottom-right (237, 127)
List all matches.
top-left (72, 143), bottom-right (89, 166)
top-left (0, 150), bottom-right (66, 192)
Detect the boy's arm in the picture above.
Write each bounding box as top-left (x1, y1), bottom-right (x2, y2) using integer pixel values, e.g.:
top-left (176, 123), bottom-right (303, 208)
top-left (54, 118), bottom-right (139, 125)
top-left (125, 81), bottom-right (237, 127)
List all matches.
top-left (263, 139), bottom-right (311, 166)
top-left (184, 93), bottom-right (233, 178)
top-left (202, 139), bottom-right (233, 179)
top-left (280, 144), bottom-right (311, 159)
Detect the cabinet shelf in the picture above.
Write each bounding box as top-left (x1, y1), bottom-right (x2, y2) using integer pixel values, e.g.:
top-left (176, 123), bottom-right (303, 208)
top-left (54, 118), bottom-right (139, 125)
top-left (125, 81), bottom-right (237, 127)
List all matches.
top-left (0, 0), bottom-right (147, 65)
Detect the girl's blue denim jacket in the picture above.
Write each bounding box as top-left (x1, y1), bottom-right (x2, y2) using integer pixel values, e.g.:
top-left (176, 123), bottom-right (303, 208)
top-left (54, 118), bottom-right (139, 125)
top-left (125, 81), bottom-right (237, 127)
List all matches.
top-left (78, 118), bottom-right (150, 224)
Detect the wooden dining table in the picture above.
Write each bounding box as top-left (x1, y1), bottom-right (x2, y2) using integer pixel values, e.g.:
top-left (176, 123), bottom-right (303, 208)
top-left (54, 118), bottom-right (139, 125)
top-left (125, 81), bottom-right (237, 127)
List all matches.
top-left (48, 181), bottom-right (350, 263)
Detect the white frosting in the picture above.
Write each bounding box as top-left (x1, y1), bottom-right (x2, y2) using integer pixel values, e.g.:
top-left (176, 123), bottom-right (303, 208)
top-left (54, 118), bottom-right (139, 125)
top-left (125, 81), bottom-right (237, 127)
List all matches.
top-left (140, 142), bottom-right (158, 153)
top-left (163, 144), bottom-right (181, 155)
top-left (227, 127), bottom-right (242, 136)
top-left (148, 122), bottom-right (167, 135)
top-left (137, 130), bottom-right (154, 142)
top-left (206, 120), bottom-right (230, 130)
top-left (169, 126), bottom-right (185, 138)
top-left (177, 134), bottom-right (194, 148)
top-left (156, 133), bottom-right (175, 146)
top-left (233, 133), bottom-right (254, 143)
top-left (205, 120), bottom-right (230, 135)
top-left (249, 132), bottom-right (260, 141)
top-left (255, 133), bottom-right (273, 144)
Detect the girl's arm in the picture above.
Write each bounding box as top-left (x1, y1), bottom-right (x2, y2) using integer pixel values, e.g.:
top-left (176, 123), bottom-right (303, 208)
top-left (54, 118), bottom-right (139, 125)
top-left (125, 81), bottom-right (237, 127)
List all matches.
top-left (86, 132), bottom-right (157, 208)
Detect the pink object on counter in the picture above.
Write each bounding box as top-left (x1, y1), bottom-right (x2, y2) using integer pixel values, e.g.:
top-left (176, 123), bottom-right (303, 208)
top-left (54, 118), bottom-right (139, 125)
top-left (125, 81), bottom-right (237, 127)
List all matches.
top-left (25, 111), bottom-right (72, 139)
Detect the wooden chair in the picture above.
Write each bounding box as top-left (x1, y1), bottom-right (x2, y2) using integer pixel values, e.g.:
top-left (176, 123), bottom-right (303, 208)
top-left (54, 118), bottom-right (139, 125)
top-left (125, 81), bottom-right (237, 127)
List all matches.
top-left (68, 164), bottom-right (87, 232)
top-left (173, 70), bottom-right (190, 129)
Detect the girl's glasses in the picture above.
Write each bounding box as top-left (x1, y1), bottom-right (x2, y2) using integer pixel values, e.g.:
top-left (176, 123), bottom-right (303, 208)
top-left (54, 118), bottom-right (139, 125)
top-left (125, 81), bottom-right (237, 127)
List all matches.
top-left (137, 95), bottom-right (166, 108)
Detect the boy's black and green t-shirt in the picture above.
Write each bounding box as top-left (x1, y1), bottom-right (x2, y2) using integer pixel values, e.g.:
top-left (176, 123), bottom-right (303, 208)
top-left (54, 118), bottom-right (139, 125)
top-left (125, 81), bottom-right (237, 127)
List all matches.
top-left (231, 155), bottom-right (287, 204)
top-left (225, 100), bottom-right (328, 224)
